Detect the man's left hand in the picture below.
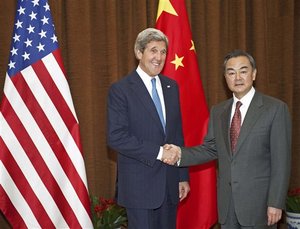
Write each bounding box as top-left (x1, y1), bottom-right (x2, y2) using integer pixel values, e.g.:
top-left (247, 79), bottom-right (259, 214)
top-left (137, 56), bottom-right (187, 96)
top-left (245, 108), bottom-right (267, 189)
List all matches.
top-left (179, 181), bottom-right (190, 201)
top-left (267, 207), bottom-right (282, 226)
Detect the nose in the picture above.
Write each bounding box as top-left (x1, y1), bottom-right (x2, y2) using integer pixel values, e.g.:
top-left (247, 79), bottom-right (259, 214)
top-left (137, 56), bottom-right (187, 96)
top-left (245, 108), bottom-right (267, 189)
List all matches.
top-left (235, 72), bottom-right (242, 80)
top-left (155, 52), bottom-right (163, 61)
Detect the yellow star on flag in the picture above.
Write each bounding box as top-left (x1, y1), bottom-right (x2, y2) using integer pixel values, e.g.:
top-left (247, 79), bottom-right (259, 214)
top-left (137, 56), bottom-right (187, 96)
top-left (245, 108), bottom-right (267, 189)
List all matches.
top-left (156, 0), bottom-right (178, 21)
top-left (190, 40), bottom-right (196, 52)
top-left (171, 54), bottom-right (184, 70)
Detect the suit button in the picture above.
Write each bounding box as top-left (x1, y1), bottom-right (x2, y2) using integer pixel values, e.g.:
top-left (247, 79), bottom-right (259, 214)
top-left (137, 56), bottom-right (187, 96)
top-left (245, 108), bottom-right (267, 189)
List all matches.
top-left (229, 182), bottom-right (231, 186)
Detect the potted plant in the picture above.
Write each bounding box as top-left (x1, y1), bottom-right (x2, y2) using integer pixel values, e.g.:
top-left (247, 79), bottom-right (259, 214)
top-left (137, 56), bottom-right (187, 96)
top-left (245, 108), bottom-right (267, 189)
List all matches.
top-left (286, 187), bottom-right (300, 228)
top-left (90, 196), bottom-right (128, 229)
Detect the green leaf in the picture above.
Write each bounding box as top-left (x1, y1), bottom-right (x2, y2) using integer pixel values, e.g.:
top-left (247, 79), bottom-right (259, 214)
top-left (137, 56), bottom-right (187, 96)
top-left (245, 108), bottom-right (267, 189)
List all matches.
top-left (286, 196), bottom-right (300, 213)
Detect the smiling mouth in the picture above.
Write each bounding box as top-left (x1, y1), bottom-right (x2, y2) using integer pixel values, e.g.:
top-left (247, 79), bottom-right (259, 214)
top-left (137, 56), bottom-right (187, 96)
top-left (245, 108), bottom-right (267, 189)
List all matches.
top-left (235, 83), bottom-right (244, 87)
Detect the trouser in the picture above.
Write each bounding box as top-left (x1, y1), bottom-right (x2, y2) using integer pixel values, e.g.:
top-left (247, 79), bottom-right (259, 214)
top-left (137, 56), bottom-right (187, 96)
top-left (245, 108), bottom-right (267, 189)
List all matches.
top-left (126, 193), bottom-right (177, 229)
top-left (221, 196), bottom-right (277, 229)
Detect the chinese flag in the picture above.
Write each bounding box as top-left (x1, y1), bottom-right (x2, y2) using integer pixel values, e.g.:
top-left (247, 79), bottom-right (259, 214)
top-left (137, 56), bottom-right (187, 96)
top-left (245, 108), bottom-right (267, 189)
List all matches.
top-left (156, 0), bottom-right (217, 228)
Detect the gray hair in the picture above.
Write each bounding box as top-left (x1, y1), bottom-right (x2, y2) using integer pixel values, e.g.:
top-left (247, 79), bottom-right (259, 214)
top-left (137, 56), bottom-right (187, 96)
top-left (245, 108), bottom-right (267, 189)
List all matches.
top-left (223, 50), bottom-right (256, 73)
top-left (134, 28), bottom-right (168, 55)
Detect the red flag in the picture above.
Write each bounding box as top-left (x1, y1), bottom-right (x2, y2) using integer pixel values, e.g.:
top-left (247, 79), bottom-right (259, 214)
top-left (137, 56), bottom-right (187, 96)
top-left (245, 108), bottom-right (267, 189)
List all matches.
top-left (0, 0), bottom-right (92, 228)
top-left (156, 0), bottom-right (217, 228)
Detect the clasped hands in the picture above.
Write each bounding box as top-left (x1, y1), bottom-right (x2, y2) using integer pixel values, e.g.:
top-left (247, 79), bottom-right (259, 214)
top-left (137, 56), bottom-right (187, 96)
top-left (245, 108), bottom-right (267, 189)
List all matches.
top-left (161, 144), bottom-right (181, 165)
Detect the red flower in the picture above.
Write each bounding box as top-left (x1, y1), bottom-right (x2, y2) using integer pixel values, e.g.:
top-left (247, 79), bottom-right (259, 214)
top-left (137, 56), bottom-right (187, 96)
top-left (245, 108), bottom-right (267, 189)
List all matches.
top-left (288, 188), bottom-right (300, 197)
top-left (94, 205), bottom-right (102, 213)
top-left (90, 195), bottom-right (127, 228)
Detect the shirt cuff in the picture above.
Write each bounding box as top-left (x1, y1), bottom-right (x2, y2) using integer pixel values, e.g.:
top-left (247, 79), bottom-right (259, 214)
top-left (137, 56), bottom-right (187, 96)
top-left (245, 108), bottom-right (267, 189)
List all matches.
top-left (157, 146), bottom-right (163, 160)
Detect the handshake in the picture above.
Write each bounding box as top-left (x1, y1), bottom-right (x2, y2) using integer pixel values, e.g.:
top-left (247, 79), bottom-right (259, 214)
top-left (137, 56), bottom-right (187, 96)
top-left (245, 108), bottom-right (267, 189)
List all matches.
top-left (161, 144), bottom-right (182, 165)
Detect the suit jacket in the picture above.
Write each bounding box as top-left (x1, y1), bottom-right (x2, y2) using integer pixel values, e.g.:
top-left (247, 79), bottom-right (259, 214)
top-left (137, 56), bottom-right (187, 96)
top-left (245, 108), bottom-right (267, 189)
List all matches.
top-left (107, 70), bottom-right (189, 209)
top-left (180, 91), bottom-right (291, 226)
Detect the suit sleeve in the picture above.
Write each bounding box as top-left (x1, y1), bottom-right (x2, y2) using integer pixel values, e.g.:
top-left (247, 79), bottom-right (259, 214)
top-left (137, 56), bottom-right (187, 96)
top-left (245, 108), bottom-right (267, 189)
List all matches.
top-left (268, 102), bottom-right (292, 209)
top-left (180, 107), bottom-right (218, 167)
top-left (107, 82), bottom-right (161, 167)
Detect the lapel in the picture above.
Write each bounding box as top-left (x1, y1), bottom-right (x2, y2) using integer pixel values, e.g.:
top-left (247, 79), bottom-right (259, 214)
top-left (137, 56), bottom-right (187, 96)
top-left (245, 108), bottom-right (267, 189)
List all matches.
top-left (159, 75), bottom-right (173, 134)
top-left (234, 92), bottom-right (264, 155)
top-left (128, 72), bottom-right (165, 134)
top-left (220, 99), bottom-right (233, 155)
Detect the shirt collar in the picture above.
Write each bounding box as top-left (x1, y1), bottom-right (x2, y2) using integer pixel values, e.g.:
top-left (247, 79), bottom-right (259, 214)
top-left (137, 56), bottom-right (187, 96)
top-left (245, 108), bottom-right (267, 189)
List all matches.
top-left (233, 87), bottom-right (255, 106)
top-left (136, 66), bottom-right (158, 83)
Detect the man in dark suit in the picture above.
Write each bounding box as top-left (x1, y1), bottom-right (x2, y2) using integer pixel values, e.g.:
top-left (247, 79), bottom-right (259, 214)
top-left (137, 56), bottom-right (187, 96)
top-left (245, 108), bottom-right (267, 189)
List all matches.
top-left (163, 50), bottom-right (291, 229)
top-left (107, 28), bottom-right (190, 229)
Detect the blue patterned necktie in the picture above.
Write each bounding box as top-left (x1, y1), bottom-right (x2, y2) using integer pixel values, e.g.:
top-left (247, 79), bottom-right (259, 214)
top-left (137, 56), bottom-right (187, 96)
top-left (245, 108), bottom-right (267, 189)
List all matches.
top-left (151, 78), bottom-right (165, 131)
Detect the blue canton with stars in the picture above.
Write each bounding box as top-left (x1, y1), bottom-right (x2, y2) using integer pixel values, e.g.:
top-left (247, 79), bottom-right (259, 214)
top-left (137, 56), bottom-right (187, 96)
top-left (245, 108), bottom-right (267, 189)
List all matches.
top-left (7, 0), bottom-right (58, 77)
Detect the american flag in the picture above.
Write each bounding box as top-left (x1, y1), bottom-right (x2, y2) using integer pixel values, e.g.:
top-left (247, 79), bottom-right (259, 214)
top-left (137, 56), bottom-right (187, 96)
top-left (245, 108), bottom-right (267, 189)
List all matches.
top-left (0, 0), bottom-right (93, 228)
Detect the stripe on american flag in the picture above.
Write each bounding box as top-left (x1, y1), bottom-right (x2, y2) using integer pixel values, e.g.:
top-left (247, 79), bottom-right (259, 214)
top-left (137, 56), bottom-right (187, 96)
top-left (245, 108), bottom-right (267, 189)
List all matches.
top-left (0, 161), bottom-right (42, 227)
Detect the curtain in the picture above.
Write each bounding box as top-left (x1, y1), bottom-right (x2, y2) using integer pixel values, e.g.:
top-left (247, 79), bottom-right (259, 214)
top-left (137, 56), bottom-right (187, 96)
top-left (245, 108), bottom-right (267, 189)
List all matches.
top-left (0, 0), bottom-right (299, 227)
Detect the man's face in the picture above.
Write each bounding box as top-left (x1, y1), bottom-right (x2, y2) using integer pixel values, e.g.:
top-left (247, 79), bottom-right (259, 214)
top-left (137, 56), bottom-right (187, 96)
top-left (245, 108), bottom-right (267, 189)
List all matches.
top-left (136, 40), bottom-right (167, 77)
top-left (224, 56), bottom-right (257, 99)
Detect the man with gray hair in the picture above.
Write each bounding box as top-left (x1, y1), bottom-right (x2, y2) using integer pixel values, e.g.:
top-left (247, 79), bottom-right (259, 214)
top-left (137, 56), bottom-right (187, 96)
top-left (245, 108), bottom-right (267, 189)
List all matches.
top-left (163, 50), bottom-right (291, 229)
top-left (107, 28), bottom-right (190, 229)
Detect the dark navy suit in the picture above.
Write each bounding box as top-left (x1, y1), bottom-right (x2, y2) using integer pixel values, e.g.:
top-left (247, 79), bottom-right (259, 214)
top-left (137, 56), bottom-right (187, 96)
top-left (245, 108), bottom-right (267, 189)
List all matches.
top-left (107, 70), bottom-right (189, 228)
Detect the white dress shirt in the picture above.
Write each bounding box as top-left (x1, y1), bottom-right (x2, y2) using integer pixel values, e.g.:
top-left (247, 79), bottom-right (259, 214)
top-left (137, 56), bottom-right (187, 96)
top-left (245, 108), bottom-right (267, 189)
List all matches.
top-left (137, 66), bottom-right (166, 121)
top-left (231, 87), bottom-right (256, 125)
top-left (136, 66), bottom-right (166, 160)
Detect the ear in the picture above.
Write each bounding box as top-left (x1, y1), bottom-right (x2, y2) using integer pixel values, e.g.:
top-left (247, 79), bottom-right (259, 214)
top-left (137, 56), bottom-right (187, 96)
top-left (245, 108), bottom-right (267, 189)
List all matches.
top-left (135, 50), bottom-right (142, 60)
top-left (252, 69), bottom-right (257, 81)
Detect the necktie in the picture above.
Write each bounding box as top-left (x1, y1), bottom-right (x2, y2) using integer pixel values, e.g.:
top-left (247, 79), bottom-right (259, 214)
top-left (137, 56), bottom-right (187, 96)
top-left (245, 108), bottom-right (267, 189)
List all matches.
top-left (230, 101), bottom-right (242, 152)
top-left (151, 78), bottom-right (165, 131)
